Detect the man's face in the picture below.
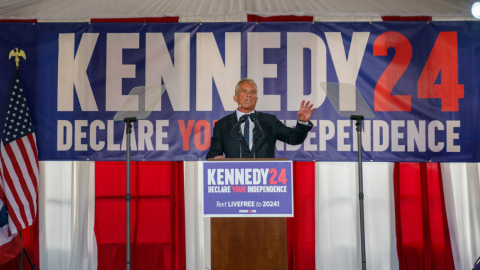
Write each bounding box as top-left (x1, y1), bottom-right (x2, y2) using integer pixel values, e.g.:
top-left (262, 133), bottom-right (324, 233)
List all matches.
top-left (233, 82), bottom-right (258, 111)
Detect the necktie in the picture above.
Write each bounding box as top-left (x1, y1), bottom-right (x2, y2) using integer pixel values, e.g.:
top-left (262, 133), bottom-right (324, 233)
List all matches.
top-left (243, 115), bottom-right (249, 148)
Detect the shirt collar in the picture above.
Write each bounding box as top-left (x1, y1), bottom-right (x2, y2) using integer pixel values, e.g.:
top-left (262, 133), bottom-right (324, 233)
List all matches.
top-left (236, 110), bottom-right (255, 120)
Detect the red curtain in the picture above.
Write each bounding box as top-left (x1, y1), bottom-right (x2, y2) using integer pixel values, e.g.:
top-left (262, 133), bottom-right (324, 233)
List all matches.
top-left (287, 162), bottom-right (316, 270)
top-left (382, 16), bottom-right (432, 21)
top-left (94, 161), bottom-right (186, 270)
top-left (0, 19), bottom-right (37, 22)
top-left (394, 163), bottom-right (455, 270)
top-left (91, 17), bottom-right (179, 23)
top-left (248, 15), bottom-right (313, 22)
top-left (20, 222), bottom-right (39, 270)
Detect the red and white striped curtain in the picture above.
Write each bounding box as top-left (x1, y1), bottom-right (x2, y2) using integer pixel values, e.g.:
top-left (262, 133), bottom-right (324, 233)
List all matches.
top-left (1, 160), bottom-right (479, 270)
top-left (185, 161), bottom-right (480, 270)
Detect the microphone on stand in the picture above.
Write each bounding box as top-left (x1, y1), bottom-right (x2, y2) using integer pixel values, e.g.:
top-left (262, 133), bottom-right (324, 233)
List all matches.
top-left (249, 114), bottom-right (263, 159)
top-left (248, 114), bottom-right (264, 137)
top-left (230, 115), bottom-right (247, 135)
top-left (230, 115), bottom-right (248, 158)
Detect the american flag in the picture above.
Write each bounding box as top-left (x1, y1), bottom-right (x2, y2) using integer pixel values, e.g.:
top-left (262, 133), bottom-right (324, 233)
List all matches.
top-left (0, 70), bottom-right (39, 235)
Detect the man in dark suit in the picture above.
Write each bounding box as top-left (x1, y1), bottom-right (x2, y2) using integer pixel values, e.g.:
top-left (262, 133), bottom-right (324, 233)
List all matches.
top-left (206, 78), bottom-right (316, 159)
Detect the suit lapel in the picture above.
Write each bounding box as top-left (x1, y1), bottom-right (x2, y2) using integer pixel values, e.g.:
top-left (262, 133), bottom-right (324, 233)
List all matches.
top-left (252, 112), bottom-right (268, 150)
top-left (228, 112), bottom-right (250, 151)
top-left (228, 112), bottom-right (238, 132)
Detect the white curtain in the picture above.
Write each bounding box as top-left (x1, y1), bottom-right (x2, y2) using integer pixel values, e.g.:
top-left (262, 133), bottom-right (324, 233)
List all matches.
top-left (441, 163), bottom-right (480, 270)
top-left (315, 162), bottom-right (398, 270)
top-left (184, 161), bottom-right (211, 270)
top-left (32, 159), bottom-right (480, 270)
top-left (38, 161), bottom-right (97, 270)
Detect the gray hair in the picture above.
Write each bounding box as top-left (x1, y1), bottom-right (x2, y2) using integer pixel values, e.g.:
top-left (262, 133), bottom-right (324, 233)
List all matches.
top-left (235, 78), bottom-right (258, 95)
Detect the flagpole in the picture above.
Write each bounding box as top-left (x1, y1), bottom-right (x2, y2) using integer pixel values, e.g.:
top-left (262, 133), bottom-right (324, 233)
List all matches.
top-left (19, 224), bottom-right (36, 269)
top-left (124, 117), bottom-right (136, 270)
top-left (23, 248), bottom-right (36, 270)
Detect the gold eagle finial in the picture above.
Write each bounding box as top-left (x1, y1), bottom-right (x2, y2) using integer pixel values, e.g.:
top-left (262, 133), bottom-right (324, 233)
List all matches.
top-left (8, 48), bottom-right (26, 69)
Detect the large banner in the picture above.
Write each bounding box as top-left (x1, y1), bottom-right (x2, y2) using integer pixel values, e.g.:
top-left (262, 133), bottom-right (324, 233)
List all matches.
top-left (0, 21), bottom-right (478, 162)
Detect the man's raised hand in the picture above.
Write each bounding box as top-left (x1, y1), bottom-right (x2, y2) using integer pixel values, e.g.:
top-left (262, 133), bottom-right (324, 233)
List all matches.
top-left (297, 100), bottom-right (316, 122)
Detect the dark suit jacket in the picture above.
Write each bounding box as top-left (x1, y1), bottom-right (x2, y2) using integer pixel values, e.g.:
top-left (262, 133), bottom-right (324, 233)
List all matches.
top-left (206, 111), bottom-right (313, 159)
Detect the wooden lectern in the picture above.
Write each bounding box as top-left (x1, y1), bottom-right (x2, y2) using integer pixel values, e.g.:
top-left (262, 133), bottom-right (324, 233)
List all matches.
top-left (208, 158), bottom-right (288, 270)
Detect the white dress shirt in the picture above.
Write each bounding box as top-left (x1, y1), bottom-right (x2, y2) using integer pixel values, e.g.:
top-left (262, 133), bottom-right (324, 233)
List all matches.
top-left (235, 110), bottom-right (308, 151)
top-left (236, 110), bottom-right (255, 150)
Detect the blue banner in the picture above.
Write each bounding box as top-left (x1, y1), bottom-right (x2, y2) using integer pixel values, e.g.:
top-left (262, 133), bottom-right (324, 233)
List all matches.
top-left (0, 21), bottom-right (479, 161)
top-left (202, 161), bottom-right (293, 217)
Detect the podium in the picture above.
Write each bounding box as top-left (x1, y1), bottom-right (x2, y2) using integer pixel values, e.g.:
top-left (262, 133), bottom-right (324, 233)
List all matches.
top-left (205, 159), bottom-right (290, 270)
top-left (211, 217), bottom-right (286, 270)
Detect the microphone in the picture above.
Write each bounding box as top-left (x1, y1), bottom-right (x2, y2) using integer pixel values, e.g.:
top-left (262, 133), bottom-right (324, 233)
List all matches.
top-left (230, 115), bottom-right (248, 136)
top-left (230, 115), bottom-right (248, 159)
top-left (249, 114), bottom-right (264, 138)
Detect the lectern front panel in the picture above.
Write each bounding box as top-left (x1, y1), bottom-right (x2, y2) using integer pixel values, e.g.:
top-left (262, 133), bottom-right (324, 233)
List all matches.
top-left (211, 217), bottom-right (287, 270)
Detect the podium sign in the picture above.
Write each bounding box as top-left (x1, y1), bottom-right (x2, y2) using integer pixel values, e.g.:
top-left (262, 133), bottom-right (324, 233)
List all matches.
top-left (202, 161), bottom-right (293, 217)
